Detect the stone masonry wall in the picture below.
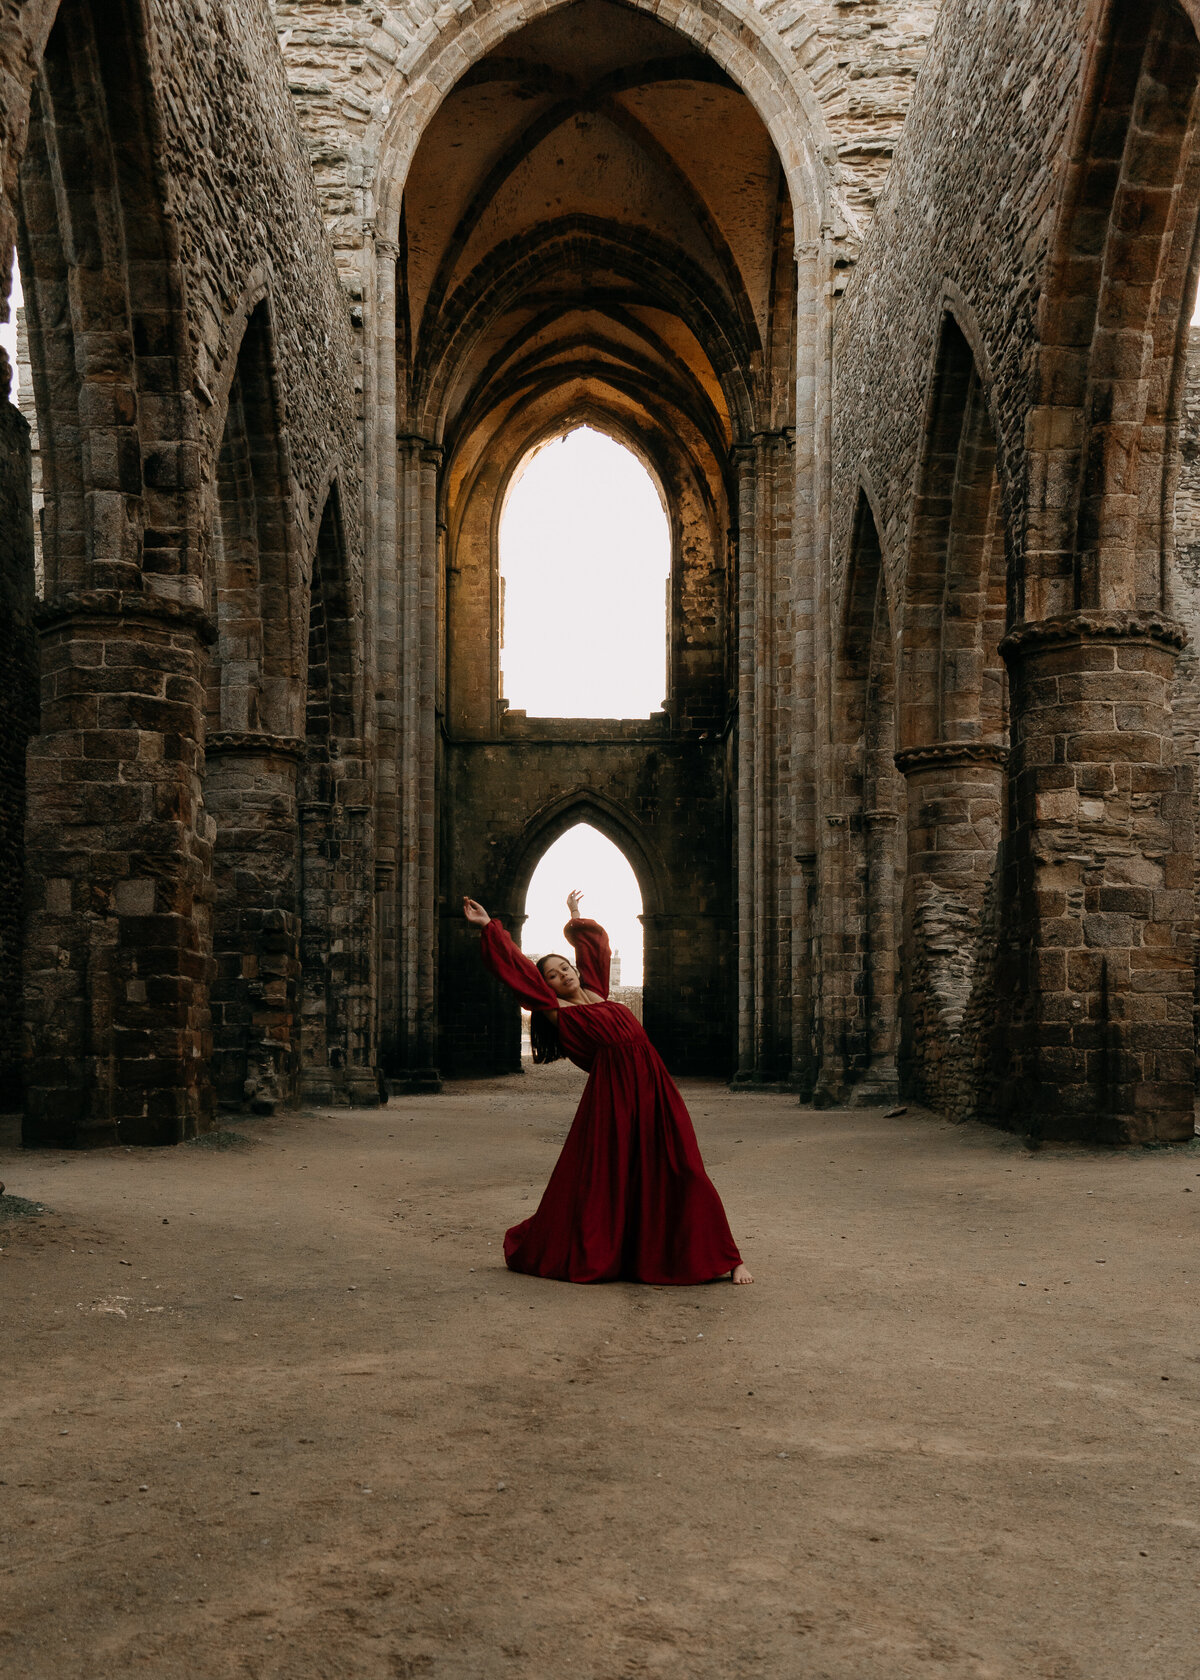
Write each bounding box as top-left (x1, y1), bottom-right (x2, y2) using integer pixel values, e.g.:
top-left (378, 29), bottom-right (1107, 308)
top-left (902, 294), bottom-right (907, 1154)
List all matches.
top-left (1, 0), bottom-right (372, 1142)
top-left (827, 0), bottom-right (1089, 1124)
top-left (274, 0), bottom-right (942, 262)
top-left (830, 0), bottom-right (1088, 600)
top-left (0, 398), bottom-right (37, 1108)
top-left (1171, 323), bottom-right (1200, 1088)
top-left (831, 0), bottom-right (1198, 1140)
top-left (441, 731), bottom-right (731, 1078)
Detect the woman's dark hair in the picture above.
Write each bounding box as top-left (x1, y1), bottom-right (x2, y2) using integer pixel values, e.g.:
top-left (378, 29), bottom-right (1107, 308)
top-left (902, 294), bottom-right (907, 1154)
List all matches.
top-left (530, 952), bottom-right (575, 1064)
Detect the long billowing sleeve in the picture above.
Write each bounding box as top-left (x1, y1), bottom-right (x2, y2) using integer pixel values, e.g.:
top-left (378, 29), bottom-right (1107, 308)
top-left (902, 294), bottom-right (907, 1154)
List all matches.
top-left (480, 920), bottom-right (559, 1011)
top-left (564, 918), bottom-right (611, 999)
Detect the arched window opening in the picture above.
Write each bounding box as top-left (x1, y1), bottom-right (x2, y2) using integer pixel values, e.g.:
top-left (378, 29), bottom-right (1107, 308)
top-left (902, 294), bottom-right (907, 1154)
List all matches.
top-left (522, 823), bottom-right (644, 1056)
top-left (499, 427), bottom-right (670, 719)
top-left (207, 301), bottom-right (293, 736)
top-left (0, 247), bottom-right (38, 1108)
top-left (300, 485), bottom-right (364, 1103)
top-left (205, 302), bottom-right (300, 1113)
top-left (829, 495), bottom-right (904, 1103)
top-left (0, 250), bottom-right (17, 392)
top-left (3, 254), bottom-right (43, 599)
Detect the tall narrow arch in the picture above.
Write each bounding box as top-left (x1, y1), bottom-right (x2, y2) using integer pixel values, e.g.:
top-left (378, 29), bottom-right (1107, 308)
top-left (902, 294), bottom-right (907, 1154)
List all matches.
top-left (900, 313), bottom-right (1007, 756)
top-left (505, 790), bottom-right (665, 922)
top-left (204, 299), bottom-right (304, 1114)
top-left (17, 0), bottom-right (196, 597)
top-left (1026, 0), bottom-right (1200, 620)
top-left (522, 820), bottom-right (646, 989)
top-left (206, 299), bottom-right (299, 736)
top-left (896, 314), bottom-right (1010, 1114)
top-left (822, 491), bottom-right (905, 1103)
top-left (497, 426), bottom-right (671, 720)
top-left (298, 481), bottom-right (375, 1104)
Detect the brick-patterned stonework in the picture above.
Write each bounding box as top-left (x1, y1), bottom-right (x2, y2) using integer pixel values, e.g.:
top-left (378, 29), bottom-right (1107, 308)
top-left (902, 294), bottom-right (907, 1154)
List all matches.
top-left (828, 0), bottom-right (1200, 1141)
top-left (274, 0), bottom-right (940, 256)
top-left (4, 0), bottom-right (1200, 1148)
top-left (2, 0), bottom-right (373, 1143)
top-left (0, 400), bottom-right (37, 1109)
top-left (441, 732), bottom-right (732, 1078)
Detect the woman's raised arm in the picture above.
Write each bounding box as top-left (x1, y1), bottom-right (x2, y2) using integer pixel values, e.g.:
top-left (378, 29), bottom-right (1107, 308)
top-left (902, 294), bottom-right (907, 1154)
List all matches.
top-left (466, 898), bottom-right (559, 1012)
top-left (563, 894), bottom-right (611, 999)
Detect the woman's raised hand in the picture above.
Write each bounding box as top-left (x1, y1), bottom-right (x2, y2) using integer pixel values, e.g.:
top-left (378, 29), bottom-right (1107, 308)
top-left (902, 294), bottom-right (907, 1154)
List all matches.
top-left (462, 896), bottom-right (491, 927)
top-left (566, 888), bottom-right (584, 919)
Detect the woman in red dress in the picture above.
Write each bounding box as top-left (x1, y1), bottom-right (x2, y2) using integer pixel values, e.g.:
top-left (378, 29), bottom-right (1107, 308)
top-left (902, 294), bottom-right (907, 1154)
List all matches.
top-left (463, 889), bottom-right (753, 1286)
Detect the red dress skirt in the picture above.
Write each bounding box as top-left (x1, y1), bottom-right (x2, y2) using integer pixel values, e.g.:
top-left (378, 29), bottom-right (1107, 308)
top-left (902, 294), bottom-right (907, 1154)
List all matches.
top-left (480, 918), bottom-right (743, 1285)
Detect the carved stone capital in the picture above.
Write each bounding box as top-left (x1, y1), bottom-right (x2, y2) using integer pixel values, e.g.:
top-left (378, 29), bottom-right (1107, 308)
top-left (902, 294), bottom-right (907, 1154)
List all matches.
top-left (205, 732), bottom-right (305, 760)
top-left (895, 740), bottom-right (1009, 775)
top-left (999, 610), bottom-right (1187, 660)
top-left (35, 590), bottom-right (217, 644)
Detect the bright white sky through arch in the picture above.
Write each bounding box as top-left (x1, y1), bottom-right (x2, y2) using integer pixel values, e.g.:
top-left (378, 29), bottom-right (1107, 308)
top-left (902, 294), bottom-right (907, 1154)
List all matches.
top-left (500, 426), bottom-right (670, 718)
top-left (522, 822), bottom-right (643, 988)
top-left (0, 253), bottom-right (22, 376)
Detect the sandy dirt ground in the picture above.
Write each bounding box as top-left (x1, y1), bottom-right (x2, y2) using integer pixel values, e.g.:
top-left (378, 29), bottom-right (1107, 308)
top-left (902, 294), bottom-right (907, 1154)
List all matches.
top-left (1, 1070), bottom-right (1198, 1680)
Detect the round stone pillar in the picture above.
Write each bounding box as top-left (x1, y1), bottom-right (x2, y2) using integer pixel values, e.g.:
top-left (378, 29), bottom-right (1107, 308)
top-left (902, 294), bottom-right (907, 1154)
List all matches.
top-left (993, 612), bottom-right (1193, 1143)
top-left (855, 806), bottom-right (902, 1104)
top-left (204, 733), bottom-right (302, 1113)
top-left (895, 741), bottom-right (1007, 1115)
top-left (23, 592), bottom-right (215, 1147)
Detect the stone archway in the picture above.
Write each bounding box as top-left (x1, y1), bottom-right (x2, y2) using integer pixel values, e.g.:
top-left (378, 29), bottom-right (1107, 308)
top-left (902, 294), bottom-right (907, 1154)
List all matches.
top-left (366, 0), bottom-right (806, 1087)
top-left (442, 779), bottom-right (728, 1079)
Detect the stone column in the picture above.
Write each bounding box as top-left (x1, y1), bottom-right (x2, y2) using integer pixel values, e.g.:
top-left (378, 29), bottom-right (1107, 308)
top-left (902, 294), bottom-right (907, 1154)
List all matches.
top-left (734, 441), bottom-right (758, 1080)
top-left (369, 236), bottom-right (401, 1078)
top-left (791, 239), bottom-right (823, 1097)
top-left (395, 437), bottom-right (441, 1091)
top-left (895, 742), bottom-right (1007, 1114)
top-left (857, 806), bottom-right (901, 1103)
top-left (733, 431), bottom-right (794, 1084)
top-left (791, 851), bottom-right (818, 1098)
top-left (24, 593), bottom-right (214, 1146)
top-left (0, 396), bottom-right (37, 1108)
top-left (341, 784), bottom-right (381, 1106)
top-left (205, 733), bottom-right (302, 1114)
top-left (991, 612), bottom-right (1193, 1143)
top-left (297, 755), bottom-right (378, 1108)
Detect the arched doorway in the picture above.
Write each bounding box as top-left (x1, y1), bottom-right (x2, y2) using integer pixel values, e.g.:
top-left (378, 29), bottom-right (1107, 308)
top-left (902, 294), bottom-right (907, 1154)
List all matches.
top-left (518, 820), bottom-right (645, 1056)
top-left (386, 0), bottom-right (797, 1086)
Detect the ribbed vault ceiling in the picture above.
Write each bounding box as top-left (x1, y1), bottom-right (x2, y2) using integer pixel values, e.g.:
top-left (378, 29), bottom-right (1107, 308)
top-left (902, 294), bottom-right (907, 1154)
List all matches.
top-left (400, 0), bottom-right (792, 472)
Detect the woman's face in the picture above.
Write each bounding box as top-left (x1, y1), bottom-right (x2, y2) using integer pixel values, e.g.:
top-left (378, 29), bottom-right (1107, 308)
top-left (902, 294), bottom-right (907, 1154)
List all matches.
top-left (539, 956), bottom-right (580, 997)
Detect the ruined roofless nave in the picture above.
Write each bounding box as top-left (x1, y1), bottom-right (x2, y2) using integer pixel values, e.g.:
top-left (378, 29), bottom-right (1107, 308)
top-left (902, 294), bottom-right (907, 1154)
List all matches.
top-left (2, 0), bottom-right (1200, 1148)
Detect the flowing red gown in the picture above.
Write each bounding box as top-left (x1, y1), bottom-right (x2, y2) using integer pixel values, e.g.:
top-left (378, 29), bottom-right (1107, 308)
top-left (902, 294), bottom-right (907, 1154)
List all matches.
top-left (480, 917), bottom-right (743, 1285)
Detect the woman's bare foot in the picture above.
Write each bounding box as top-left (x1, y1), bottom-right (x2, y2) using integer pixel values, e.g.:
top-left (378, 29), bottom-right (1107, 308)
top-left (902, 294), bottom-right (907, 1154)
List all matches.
top-left (730, 1263), bottom-right (754, 1285)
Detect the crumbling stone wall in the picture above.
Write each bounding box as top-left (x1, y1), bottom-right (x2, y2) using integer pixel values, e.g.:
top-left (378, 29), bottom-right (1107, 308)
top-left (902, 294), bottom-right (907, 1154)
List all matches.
top-left (440, 728), bottom-right (731, 1078)
top-left (830, 0), bottom-right (1199, 1142)
top-left (0, 396), bottom-right (37, 1108)
top-left (1171, 324), bottom-right (1200, 1092)
top-left (1, 0), bottom-right (373, 1144)
top-left (5, 0), bottom-right (1200, 1148)
top-left (274, 0), bottom-right (941, 262)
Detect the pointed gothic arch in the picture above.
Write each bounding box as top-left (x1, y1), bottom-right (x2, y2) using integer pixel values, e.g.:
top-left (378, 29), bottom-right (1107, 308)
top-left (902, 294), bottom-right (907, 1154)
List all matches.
top-left (504, 789), bottom-right (666, 922)
top-left (821, 489), bottom-right (905, 1103)
top-left (896, 312), bottom-right (1010, 1114)
top-left (17, 0), bottom-right (196, 598)
top-left (204, 297), bottom-right (304, 1114)
top-left (297, 480), bottom-right (376, 1105)
top-left (18, 0), bottom-right (210, 1145)
top-left (1025, 0), bottom-right (1200, 620)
